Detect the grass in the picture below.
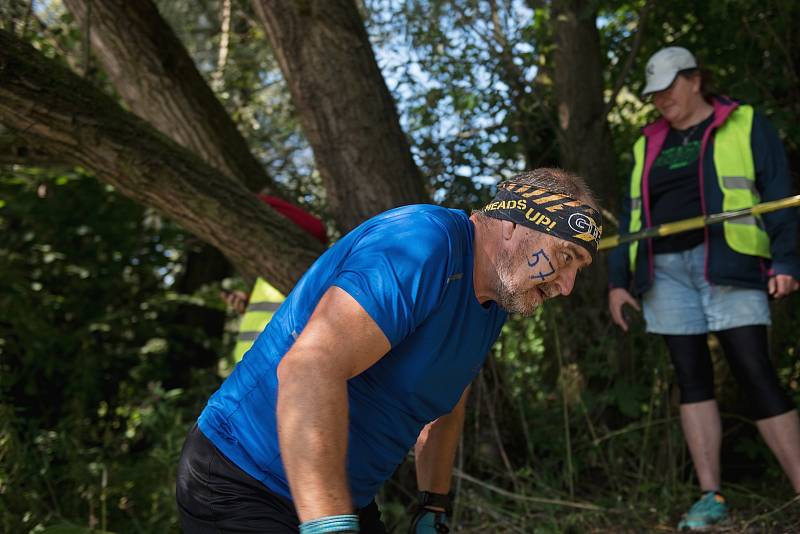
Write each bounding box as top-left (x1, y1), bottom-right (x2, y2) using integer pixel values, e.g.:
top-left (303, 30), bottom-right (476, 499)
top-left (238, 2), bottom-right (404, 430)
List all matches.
top-left (444, 480), bottom-right (800, 533)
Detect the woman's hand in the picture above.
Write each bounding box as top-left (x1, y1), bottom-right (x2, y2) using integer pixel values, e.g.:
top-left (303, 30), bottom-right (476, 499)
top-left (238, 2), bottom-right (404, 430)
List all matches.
top-left (221, 290), bottom-right (250, 315)
top-left (768, 274), bottom-right (799, 299)
top-left (608, 288), bottom-right (641, 332)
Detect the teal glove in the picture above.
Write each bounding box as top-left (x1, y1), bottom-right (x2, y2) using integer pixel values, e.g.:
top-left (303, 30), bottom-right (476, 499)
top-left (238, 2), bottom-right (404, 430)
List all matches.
top-left (409, 509), bottom-right (449, 533)
top-left (408, 492), bottom-right (451, 533)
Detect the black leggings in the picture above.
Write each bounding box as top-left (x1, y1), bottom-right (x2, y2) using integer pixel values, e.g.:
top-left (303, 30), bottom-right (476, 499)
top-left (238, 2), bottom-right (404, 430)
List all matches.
top-left (664, 325), bottom-right (794, 420)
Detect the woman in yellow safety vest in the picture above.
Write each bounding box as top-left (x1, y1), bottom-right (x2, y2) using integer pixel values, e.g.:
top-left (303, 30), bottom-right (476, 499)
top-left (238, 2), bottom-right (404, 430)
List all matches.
top-left (607, 46), bottom-right (800, 531)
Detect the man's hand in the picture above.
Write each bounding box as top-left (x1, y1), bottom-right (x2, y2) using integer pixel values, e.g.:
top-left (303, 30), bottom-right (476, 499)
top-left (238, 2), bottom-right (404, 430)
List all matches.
top-left (409, 492), bottom-right (451, 533)
top-left (608, 287), bottom-right (641, 332)
top-left (409, 508), bottom-right (449, 533)
top-left (768, 274), bottom-right (799, 299)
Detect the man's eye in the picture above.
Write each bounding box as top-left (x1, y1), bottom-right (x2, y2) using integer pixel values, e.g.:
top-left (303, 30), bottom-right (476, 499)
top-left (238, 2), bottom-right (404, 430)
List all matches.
top-left (563, 253), bottom-right (572, 264)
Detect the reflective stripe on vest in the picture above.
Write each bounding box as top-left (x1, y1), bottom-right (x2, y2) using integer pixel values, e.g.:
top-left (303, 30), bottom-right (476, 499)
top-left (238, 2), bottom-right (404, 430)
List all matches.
top-left (627, 137), bottom-right (646, 273)
top-left (713, 105), bottom-right (770, 258)
top-left (627, 104), bottom-right (770, 274)
top-left (232, 277), bottom-right (285, 362)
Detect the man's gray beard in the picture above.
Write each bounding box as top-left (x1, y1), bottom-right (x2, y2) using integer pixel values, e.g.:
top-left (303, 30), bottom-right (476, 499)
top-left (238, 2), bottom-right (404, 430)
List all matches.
top-left (493, 247), bottom-right (540, 317)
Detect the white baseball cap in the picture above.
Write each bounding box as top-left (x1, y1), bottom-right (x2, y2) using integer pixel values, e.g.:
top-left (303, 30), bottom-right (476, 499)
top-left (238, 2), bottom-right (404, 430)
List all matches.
top-left (642, 47), bottom-right (698, 95)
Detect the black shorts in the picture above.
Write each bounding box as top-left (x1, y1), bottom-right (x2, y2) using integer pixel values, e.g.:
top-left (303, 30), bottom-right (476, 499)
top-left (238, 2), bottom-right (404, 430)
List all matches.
top-left (176, 424), bottom-right (387, 533)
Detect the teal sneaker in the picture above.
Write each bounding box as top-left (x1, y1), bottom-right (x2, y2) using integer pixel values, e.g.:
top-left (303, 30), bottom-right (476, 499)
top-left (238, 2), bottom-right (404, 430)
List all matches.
top-left (678, 491), bottom-right (729, 531)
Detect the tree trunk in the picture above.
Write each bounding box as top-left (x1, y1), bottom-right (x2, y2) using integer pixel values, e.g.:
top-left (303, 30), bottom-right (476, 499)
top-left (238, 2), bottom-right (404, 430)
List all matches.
top-left (0, 30), bottom-right (322, 294)
top-left (63, 0), bottom-right (276, 195)
top-left (549, 1), bottom-right (617, 357)
top-left (551, 0), bottom-right (617, 207)
top-left (252, 0), bottom-right (429, 232)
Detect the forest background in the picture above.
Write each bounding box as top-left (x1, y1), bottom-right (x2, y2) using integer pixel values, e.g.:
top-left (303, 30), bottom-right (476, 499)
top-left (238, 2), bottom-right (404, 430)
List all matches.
top-left (1, 0), bottom-right (800, 532)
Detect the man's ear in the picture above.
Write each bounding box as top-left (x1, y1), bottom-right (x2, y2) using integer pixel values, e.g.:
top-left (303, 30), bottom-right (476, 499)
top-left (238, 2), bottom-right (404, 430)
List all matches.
top-left (501, 220), bottom-right (516, 241)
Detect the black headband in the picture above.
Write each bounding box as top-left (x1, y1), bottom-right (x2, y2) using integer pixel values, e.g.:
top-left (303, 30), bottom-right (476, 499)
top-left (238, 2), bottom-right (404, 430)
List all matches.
top-left (482, 181), bottom-right (603, 256)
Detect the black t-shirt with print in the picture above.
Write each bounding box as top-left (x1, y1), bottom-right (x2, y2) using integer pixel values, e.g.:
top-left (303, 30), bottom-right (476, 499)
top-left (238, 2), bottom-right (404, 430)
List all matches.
top-left (648, 113), bottom-right (715, 254)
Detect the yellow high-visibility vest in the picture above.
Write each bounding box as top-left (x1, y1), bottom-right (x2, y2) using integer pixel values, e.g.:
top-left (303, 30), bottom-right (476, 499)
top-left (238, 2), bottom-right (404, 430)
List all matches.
top-left (713, 105), bottom-right (770, 257)
top-left (627, 104), bottom-right (769, 273)
top-left (232, 277), bottom-right (284, 362)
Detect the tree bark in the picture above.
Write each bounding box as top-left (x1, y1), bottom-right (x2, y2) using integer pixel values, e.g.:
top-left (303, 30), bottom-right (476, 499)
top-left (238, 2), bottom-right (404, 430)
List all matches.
top-left (252, 0), bottom-right (429, 232)
top-left (548, 1), bottom-right (617, 350)
top-left (0, 130), bottom-right (63, 167)
top-left (551, 0), bottom-right (617, 207)
top-left (63, 0), bottom-right (276, 194)
top-left (0, 30), bottom-right (322, 294)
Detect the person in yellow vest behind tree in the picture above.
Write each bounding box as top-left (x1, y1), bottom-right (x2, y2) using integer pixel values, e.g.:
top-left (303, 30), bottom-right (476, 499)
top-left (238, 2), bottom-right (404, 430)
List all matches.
top-left (223, 194), bottom-right (328, 363)
top-left (607, 46), bottom-right (800, 531)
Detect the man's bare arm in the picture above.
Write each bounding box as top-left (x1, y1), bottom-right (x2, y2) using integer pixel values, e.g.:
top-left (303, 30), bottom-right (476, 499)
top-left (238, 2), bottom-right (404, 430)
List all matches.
top-left (276, 286), bottom-right (390, 522)
top-left (414, 386), bottom-right (470, 499)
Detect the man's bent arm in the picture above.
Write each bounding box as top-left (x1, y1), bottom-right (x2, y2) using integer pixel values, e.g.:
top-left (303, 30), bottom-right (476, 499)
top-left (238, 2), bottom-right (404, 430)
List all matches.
top-left (276, 286), bottom-right (390, 522)
top-left (414, 386), bottom-right (470, 497)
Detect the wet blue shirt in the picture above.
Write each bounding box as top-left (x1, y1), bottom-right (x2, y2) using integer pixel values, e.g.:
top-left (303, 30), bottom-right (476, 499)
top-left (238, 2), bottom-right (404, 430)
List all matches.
top-left (198, 205), bottom-right (507, 508)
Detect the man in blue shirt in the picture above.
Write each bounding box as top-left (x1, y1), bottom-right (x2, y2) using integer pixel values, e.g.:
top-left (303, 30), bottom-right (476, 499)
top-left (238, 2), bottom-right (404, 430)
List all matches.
top-left (176, 168), bottom-right (602, 534)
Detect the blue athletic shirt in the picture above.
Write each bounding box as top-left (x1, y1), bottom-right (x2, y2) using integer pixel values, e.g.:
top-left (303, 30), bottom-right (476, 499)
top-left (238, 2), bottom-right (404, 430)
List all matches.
top-left (198, 205), bottom-right (508, 508)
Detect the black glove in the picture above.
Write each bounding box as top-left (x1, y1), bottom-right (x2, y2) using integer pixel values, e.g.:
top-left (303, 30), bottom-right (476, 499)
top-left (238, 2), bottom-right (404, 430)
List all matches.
top-left (408, 491), bottom-right (451, 533)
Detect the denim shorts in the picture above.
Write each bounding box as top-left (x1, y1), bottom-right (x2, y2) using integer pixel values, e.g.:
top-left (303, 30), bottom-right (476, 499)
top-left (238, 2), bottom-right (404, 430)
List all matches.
top-left (642, 244), bottom-right (770, 335)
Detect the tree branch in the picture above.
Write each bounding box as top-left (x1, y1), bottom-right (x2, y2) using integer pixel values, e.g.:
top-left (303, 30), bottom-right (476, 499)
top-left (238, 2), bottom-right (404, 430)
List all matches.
top-left (0, 131), bottom-right (64, 167)
top-left (603, 0), bottom-right (654, 117)
top-left (211, 0), bottom-right (233, 92)
top-left (0, 29), bottom-right (322, 293)
top-left (63, 0), bottom-right (277, 195)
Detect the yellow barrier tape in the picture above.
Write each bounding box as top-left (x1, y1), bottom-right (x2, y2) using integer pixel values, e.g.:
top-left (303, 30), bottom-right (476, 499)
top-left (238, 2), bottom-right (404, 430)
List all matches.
top-left (598, 195), bottom-right (800, 251)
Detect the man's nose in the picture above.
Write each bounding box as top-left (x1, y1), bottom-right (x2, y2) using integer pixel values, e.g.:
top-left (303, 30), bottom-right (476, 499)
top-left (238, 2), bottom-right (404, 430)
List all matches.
top-left (557, 268), bottom-right (578, 296)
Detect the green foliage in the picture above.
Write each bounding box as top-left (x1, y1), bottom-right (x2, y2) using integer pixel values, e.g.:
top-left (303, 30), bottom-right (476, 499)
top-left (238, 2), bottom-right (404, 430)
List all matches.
top-left (0, 168), bottom-right (222, 532)
top-left (4, 0), bottom-right (800, 532)
top-left (446, 297), bottom-right (800, 531)
top-left (366, 0), bottom-right (555, 208)
top-left (155, 0), bottom-right (327, 210)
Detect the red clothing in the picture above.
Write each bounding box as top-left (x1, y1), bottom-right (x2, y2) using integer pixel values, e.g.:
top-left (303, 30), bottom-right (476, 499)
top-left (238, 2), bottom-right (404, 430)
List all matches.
top-left (256, 194), bottom-right (328, 245)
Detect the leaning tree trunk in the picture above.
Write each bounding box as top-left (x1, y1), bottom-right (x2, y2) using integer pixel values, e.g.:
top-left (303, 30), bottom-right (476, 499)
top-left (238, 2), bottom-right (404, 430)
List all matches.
top-left (0, 129), bottom-right (64, 167)
top-left (551, 0), bottom-right (617, 207)
top-left (0, 30), bottom-right (322, 294)
top-left (252, 0), bottom-right (429, 232)
top-left (62, 0), bottom-right (285, 377)
top-left (63, 0), bottom-right (276, 195)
